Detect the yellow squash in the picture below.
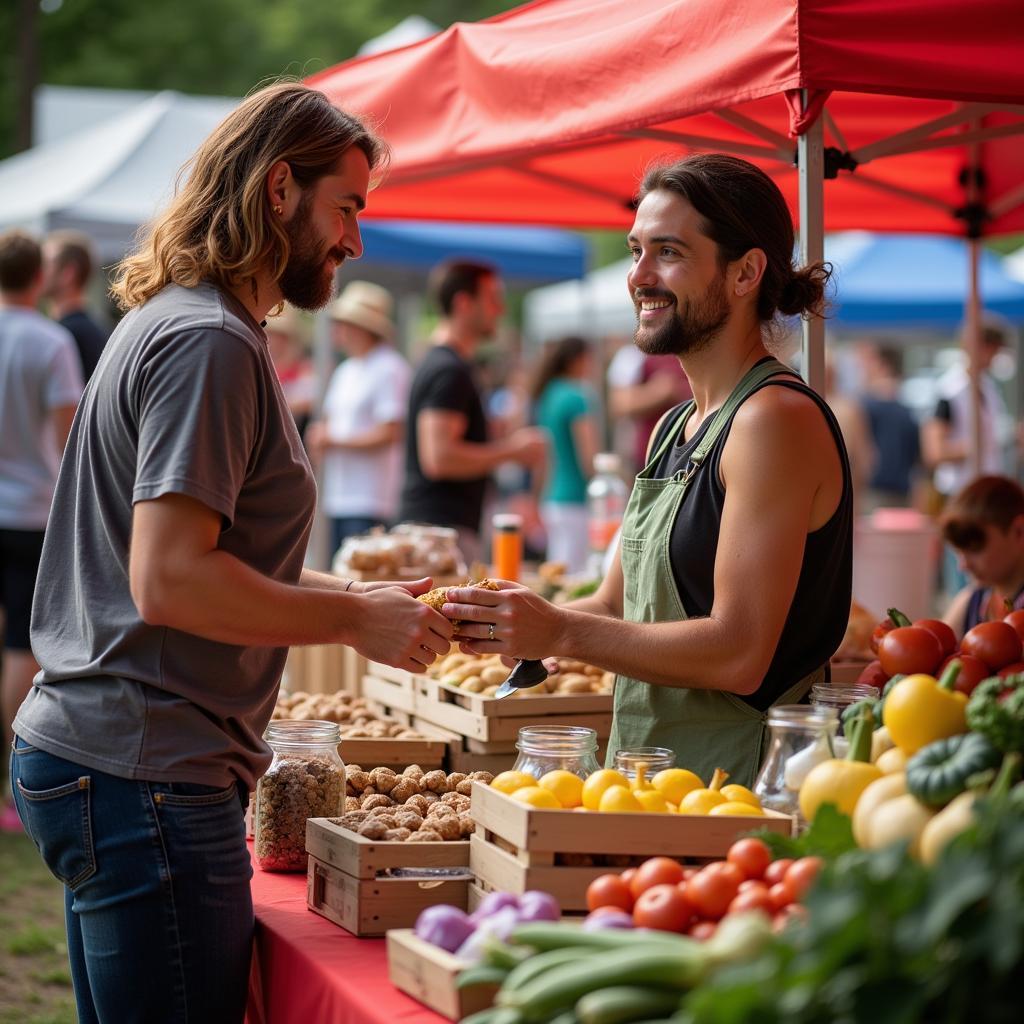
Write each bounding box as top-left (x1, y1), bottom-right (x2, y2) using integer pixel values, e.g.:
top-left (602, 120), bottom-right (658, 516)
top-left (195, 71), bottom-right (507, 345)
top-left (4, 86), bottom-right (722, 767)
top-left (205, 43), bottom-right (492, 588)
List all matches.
top-left (799, 705), bottom-right (882, 821)
top-left (882, 661), bottom-right (967, 756)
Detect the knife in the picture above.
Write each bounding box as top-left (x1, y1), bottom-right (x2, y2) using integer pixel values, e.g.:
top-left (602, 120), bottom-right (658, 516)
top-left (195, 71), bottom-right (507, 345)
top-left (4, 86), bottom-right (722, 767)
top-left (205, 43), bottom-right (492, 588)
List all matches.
top-left (493, 658), bottom-right (549, 699)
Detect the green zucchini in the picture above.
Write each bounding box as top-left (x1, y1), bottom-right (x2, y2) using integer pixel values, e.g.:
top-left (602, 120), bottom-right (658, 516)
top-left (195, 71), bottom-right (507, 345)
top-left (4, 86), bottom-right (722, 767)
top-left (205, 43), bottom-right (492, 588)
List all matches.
top-left (500, 946), bottom-right (708, 1022)
top-left (906, 731), bottom-right (1002, 806)
top-left (509, 923), bottom-right (693, 953)
top-left (501, 946), bottom-right (597, 992)
top-left (455, 964), bottom-right (509, 990)
top-left (459, 1008), bottom-right (524, 1024)
top-left (576, 985), bottom-right (681, 1024)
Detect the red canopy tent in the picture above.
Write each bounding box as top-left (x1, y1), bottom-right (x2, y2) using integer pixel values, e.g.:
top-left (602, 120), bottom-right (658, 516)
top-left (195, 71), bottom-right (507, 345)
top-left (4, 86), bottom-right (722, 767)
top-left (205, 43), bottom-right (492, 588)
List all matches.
top-left (310, 0), bottom-right (1024, 235)
top-left (310, 0), bottom-right (1024, 446)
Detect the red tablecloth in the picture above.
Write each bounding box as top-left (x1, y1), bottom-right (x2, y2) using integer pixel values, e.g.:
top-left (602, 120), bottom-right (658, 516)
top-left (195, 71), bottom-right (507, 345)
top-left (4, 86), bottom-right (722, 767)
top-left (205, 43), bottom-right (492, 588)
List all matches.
top-left (246, 844), bottom-right (445, 1024)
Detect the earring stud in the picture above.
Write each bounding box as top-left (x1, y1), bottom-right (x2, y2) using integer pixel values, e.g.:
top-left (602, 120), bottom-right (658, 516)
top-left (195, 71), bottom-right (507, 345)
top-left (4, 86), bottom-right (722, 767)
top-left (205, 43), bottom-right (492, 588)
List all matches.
top-left (273, 204), bottom-right (283, 215)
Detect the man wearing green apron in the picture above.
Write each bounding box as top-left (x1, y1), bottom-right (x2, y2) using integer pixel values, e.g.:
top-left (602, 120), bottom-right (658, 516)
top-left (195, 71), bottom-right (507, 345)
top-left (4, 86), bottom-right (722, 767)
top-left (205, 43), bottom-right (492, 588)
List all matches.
top-left (446, 154), bottom-right (853, 788)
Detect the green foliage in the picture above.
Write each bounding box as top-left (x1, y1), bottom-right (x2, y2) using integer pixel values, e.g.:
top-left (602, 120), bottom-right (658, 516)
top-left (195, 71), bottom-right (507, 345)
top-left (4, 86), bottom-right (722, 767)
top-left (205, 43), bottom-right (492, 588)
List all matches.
top-left (753, 803), bottom-right (858, 861)
top-left (3, 0), bottom-right (519, 158)
top-left (678, 788), bottom-right (1024, 1024)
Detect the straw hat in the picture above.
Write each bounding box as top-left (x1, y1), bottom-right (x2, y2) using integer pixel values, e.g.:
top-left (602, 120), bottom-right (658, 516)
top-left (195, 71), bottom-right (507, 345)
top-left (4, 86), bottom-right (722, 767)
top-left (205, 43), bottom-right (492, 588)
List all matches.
top-left (329, 281), bottom-right (395, 340)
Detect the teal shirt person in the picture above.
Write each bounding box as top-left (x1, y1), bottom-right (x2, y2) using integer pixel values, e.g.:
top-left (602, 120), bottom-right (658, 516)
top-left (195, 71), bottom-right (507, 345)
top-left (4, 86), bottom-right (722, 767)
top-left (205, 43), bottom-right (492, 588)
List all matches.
top-left (535, 377), bottom-right (596, 503)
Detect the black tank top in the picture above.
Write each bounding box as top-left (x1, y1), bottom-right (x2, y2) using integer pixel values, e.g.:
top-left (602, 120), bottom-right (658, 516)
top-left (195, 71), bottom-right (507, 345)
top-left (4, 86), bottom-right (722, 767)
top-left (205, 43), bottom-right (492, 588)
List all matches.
top-left (648, 363), bottom-right (853, 711)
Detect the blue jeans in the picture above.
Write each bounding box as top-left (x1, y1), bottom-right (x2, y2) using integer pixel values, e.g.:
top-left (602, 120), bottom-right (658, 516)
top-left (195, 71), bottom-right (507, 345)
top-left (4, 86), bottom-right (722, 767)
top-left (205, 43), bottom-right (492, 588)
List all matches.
top-left (10, 736), bottom-right (253, 1023)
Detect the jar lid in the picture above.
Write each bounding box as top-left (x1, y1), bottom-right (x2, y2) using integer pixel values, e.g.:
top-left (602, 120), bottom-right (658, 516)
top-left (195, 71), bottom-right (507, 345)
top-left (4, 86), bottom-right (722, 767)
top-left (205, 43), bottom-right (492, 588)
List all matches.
top-left (492, 513), bottom-right (523, 531)
top-left (765, 704), bottom-right (839, 728)
top-left (516, 725), bottom-right (598, 753)
top-left (811, 683), bottom-right (881, 702)
top-left (265, 720), bottom-right (341, 748)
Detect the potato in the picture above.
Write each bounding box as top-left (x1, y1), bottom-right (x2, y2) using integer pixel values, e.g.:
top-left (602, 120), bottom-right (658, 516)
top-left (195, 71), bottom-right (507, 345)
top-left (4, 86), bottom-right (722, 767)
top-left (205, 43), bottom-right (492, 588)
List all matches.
top-left (480, 665), bottom-right (508, 686)
top-left (460, 675), bottom-right (486, 693)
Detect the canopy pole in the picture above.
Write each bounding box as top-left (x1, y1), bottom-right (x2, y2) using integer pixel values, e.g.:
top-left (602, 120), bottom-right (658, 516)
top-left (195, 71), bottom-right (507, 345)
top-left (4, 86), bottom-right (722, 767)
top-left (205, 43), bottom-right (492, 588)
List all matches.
top-left (967, 235), bottom-right (983, 477)
top-left (798, 90), bottom-right (825, 394)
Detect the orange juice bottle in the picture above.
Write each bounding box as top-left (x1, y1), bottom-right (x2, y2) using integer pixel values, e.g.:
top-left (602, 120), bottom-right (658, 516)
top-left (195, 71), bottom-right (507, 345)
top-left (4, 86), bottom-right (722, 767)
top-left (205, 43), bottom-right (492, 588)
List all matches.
top-left (492, 513), bottom-right (523, 581)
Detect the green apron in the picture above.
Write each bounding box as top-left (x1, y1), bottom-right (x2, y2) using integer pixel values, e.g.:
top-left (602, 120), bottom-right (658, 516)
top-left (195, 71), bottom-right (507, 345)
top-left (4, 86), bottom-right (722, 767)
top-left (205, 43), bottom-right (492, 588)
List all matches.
top-left (607, 358), bottom-right (824, 789)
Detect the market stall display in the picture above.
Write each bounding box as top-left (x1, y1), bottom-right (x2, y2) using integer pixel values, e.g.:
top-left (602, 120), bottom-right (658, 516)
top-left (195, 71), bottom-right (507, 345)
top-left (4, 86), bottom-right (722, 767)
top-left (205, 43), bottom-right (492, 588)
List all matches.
top-left (334, 524), bottom-right (467, 583)
top-left (469, 781), bottom-right (791, 911)
top-left (363, 658), bottom-right (613, 774)
top-left (272, 690), bottom-right (447, 769)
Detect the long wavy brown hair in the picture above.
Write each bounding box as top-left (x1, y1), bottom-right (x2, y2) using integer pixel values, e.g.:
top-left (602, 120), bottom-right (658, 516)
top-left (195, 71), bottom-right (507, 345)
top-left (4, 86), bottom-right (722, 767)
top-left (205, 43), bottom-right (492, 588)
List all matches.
top-left (111, 81), bottom-right (387, 311)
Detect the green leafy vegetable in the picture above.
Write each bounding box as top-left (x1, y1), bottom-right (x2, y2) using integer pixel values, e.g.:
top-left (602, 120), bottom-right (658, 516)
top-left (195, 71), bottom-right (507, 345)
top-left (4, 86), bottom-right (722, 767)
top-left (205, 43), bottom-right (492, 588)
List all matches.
top-left (751, 803), bottom-right (857, 860)
top-left (967, 674), bottom-right (1024, 753)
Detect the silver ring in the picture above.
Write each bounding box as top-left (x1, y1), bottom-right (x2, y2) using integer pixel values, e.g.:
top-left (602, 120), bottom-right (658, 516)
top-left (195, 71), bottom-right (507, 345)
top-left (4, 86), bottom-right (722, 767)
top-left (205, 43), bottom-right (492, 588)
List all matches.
top-left (487, 622), bottom-right (496, 641)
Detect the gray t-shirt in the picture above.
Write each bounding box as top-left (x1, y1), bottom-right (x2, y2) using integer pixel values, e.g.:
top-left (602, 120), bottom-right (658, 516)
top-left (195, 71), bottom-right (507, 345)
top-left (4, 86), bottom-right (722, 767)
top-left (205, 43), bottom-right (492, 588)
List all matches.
top-left (16, 283), bottom-right (316, 790)
top-left (0, 308), bottom-right (83, 529)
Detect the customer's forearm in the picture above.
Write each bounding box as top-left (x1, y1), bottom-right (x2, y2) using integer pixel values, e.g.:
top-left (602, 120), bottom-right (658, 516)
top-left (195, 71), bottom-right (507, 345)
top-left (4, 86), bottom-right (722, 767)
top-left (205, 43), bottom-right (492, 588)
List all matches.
top-left (140, 552), bottom-right (363, 647)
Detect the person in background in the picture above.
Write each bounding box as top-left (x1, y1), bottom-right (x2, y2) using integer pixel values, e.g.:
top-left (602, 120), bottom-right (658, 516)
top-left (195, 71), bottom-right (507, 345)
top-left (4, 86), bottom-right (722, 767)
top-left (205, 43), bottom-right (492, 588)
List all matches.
top-left (307, 280), bottom-right (410, 555)
top-left (11, 84), bottom-right (451, 1024)
top-left (940, 475), bottom-right (1024, 639)
top-left (858, 342), bottom-right (921, 509)
top-left (444, 153), bottom-right (852, 789)
top-left (825, 358), bottom-right (875, 516)
top-left (0, 229), bottom-right (82, 831)
top-left (264, 303), bottom-right (316, 437)
top-left (530, 336), bottom-right (599, 573)
top-left (608, 347), bottom-right (693, 475)
top-left (922, 320), bottom-right (1011, 501)
top-left (42, 229), bottom-right (110, 384)
top-left (399, 260), bottom-right (546, 565)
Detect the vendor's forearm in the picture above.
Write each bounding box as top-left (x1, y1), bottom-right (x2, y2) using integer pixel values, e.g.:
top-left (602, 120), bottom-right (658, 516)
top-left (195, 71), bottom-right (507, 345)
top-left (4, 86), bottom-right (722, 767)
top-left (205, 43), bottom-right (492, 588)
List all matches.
top-left (139, 551), bottom-right (364, 647)
top-left (554, 607), bottom-right (766, 695)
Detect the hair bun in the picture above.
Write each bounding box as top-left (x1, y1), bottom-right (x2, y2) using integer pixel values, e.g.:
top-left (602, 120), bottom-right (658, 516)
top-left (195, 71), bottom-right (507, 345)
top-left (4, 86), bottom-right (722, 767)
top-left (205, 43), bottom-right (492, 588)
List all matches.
top-left (777, 262), bottom-right (832, 319)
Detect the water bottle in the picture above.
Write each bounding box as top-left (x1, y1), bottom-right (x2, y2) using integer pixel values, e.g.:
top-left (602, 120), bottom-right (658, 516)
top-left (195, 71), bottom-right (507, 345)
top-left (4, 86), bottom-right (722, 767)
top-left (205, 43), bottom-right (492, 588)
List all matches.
top-left (586, 452), bottom-right (628, 577)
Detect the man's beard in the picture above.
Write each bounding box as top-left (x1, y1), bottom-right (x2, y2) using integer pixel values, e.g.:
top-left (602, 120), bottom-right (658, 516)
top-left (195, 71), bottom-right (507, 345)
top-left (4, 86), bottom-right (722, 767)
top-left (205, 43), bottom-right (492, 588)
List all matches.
top-left (633, 273), bottom-right (730, 357)
top-left (277, 193), bottom-right (346, 311)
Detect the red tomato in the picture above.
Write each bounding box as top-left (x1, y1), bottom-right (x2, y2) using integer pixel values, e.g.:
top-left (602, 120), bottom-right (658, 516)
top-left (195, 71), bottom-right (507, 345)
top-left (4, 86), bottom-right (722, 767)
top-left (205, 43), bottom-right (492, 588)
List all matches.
top-left (726, 838), bottom-right (772, 880)
top-left (1003, 609), bottom-right (1024, 643)
top-left (913, 618), bottom-right (957, 659)
top-left (767, 882), bottom-right (792, 912)
top-left (998, 661), bottom-right (1024, 679)
top-left (727, 885), bottom-right (772, 916)
top-left (588, 905), bottom-right (628, 918)
top-left (706, 861), bottom-right (744, 890)
top-left (630, 857), bottom-right (685, 899)
top-left (878, 626), bottom-right (943, 676)
top-left (762, 858), bottom-right (793, 887)
top-left (586, 874), bottom-right (634, 913)
top-left (738, 879), bottom-right (765, 893)
top-left (620, 868), bottom-right (637, 888)
top-left (783, 857), bottom-right (824, 901)
top-left (687, 920), bottom-right (718, 941)
top-left (856, 660), bottom-right (889, 688)
top-left (632, 883), bottom-right (693, 933)
top-left (870, 618), bottom-right (897, 655)
top-left (940, 653), bottom-right (991, 696)
top-left (685, 867), bottom-right (741, 921)
top-left (680, 867), bottom-right (698, 882)
top-left (961, 621), bottom-right (1023, 670)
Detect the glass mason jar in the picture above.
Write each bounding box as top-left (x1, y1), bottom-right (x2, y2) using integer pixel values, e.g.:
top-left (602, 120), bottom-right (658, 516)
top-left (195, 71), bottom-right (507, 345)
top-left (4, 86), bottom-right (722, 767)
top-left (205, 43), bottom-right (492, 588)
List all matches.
top-left (254, 720), bottom-right (346, 872)
top-left (614, 747), bottom-right (676, 780)
top-left (810, 683), bottom-right (881, 735)
top-left (513, 725), bottom-right (601, 780)
top-left (753, 705), bottom-right (839, 824)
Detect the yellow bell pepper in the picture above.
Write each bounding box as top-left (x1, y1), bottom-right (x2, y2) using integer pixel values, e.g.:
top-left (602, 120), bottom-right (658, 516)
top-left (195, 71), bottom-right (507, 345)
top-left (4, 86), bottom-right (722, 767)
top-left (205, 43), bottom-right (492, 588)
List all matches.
top-left (799, 705), bottom-right (883, 822)
top-left (882, 661), bottom-right (967, 756)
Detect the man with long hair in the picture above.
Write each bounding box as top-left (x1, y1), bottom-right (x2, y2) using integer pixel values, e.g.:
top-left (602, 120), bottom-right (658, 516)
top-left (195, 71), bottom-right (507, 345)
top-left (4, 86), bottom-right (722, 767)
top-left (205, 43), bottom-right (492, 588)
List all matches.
top-left (445, 154), bottom-right (853, 789)
top-left (11, 82), bottom-right (452, 1023)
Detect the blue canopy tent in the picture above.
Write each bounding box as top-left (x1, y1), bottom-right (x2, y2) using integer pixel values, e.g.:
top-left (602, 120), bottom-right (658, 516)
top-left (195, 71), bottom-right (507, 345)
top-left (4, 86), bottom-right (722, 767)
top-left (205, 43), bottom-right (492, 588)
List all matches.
top-left (826, 233), bottom-right (1024, 330)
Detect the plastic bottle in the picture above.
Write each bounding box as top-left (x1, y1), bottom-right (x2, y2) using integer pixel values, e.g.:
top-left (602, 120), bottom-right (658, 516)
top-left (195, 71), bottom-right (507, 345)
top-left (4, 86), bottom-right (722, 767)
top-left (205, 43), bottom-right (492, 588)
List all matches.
top-left (586, 452), bottom-right (628, 577)
top-left (491, 512), bottom-right (523, 581)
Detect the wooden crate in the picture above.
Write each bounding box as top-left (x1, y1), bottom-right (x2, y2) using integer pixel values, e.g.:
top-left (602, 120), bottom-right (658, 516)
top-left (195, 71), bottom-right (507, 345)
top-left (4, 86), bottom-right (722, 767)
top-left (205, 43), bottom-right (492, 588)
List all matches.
top-left (469, 783), bottom-right (793, 911)
top-left (362, 667), bottom-right (419, 715)
top-left (387, 929), bottom-right (497, 1020)
top-left (284, 643), bottom-right (366, 695)
top-left (305, 819), bottom-right (471, 937)
top-left (339, 736), bottom-right (448, 771)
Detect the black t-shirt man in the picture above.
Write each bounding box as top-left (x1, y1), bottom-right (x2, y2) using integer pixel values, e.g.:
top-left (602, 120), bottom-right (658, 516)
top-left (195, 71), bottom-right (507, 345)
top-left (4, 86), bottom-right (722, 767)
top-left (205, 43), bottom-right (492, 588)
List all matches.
top-left (60, 309), bottom-right (109, 383)
top-left (399, 345), bottom-right (488, 532)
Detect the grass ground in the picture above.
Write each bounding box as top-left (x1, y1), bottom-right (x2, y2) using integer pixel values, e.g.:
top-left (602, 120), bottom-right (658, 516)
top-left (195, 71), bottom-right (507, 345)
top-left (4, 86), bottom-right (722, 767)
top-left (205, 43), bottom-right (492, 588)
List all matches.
top-left (0, 829), bottom-right (77, 1024)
